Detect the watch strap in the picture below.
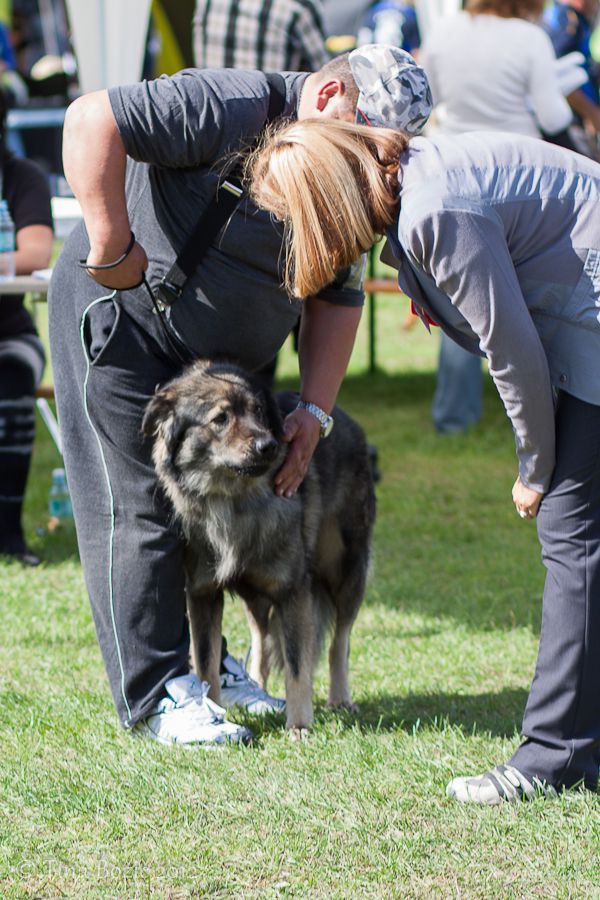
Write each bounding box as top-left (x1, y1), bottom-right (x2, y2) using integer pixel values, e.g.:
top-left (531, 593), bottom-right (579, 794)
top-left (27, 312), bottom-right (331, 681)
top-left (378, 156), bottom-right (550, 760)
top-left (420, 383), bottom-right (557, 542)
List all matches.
top-left (296, 400), bottom-right (334, 437)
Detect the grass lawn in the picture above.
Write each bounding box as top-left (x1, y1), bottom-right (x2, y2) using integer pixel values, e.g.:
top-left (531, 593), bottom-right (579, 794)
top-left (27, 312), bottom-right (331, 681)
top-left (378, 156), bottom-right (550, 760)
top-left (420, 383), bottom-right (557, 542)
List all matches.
top-left (2, 288), bottom-right (599, 898)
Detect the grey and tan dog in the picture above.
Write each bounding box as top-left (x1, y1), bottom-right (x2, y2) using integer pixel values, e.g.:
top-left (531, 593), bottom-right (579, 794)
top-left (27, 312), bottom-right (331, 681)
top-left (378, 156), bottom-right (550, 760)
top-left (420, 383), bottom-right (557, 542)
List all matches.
top-left (143, 359), bottom-right (375, 730)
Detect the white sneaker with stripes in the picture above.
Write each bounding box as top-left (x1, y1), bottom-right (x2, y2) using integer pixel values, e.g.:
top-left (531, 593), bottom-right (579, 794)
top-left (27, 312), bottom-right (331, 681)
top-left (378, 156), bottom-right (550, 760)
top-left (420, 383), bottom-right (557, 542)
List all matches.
top-left (219, 653), bottom-right (286, 715)
top-left (446, 764), bottom-right (557, 804)
top-left (132, 673), bottom-right (252, 746)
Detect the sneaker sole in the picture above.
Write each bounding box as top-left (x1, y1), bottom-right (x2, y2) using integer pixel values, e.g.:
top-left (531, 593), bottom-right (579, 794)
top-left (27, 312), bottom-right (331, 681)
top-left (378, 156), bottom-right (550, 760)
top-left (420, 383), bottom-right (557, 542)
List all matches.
top-left (131, 721), bottom-right (253, 748)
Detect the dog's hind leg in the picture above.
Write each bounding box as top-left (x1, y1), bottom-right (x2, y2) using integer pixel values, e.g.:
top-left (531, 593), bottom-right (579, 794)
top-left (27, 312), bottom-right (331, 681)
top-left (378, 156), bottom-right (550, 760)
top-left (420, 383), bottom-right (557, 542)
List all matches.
top-left (327, 550), bottom-right (369, 713)
top-left (243, 597), bottom-right (272, 688)
top-left (328, 618), bottom-right (358, 713)
top-left (276, 582), bottom-right (319, 730)
top-left (187, 588), bottom-right (225, 704)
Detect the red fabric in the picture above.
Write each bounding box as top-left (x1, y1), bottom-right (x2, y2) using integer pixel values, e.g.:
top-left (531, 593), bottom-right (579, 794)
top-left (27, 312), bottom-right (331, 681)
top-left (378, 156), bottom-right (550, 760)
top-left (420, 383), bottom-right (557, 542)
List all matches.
top-left (411, 300), bottom-right (438, 327)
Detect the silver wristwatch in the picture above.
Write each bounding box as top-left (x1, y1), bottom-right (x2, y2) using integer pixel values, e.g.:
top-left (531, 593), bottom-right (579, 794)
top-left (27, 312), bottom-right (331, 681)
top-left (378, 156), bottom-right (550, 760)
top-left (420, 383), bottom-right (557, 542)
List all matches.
top-left (296, 400), bottom-right (334, 438)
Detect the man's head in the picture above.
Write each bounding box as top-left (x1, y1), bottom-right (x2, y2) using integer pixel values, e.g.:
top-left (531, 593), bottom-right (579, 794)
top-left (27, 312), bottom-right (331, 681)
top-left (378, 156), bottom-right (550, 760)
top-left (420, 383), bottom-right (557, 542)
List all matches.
top-left (298, 45), bottom-right (432, 137)
top-left (297, 53), bottom-right (360, 122)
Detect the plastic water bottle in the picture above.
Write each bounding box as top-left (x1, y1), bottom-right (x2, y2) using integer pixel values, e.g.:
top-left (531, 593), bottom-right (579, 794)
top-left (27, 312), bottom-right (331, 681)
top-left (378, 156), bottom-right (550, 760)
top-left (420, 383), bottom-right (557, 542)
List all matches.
top-left (0, 199), bottom-right (16, 281)
top-left (48, 468), bottom-right (73, 522)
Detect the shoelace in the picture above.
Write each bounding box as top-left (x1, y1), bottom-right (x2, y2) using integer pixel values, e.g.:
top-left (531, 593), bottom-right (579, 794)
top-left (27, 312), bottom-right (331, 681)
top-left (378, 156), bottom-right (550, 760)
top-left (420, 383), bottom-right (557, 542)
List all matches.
top-left (165, 680), bottom-right (227, 724)
top-left (222, 652), bottom-right (269, 706)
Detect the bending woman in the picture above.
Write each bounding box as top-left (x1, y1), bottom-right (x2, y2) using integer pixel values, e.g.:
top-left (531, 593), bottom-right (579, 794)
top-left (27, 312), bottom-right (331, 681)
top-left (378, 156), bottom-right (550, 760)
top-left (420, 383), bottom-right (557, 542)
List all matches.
top-left (247, 118), bottom-right (600, 804)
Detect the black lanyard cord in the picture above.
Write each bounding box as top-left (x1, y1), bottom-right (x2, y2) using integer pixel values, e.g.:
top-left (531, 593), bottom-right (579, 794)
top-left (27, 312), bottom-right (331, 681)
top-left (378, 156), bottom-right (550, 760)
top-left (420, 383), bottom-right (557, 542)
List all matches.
top-left (141, 273), bottom-right (194, 367)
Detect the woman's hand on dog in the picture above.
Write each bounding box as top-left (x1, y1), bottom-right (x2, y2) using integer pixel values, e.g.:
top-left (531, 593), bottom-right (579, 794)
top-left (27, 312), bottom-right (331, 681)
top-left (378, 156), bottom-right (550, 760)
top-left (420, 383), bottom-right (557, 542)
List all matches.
top-left (84, 239), bottom-right (149, 290)
top-left (275, 409), bottom-right (321, 498)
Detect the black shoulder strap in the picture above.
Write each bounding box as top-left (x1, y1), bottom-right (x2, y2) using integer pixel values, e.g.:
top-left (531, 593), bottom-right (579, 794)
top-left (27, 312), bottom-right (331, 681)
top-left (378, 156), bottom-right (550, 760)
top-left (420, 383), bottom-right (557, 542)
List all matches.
top-left (265, 72), bottom-right (287, 123)
top-left (156, 72), bottom-right (287, 308)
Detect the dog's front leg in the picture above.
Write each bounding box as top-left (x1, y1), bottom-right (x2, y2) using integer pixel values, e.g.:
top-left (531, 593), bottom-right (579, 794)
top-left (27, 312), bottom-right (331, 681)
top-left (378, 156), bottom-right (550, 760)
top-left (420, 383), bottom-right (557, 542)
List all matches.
top-left (187, 587), bottom-right (224, 705)
top-left (277, 583), bottom-right (318, 730)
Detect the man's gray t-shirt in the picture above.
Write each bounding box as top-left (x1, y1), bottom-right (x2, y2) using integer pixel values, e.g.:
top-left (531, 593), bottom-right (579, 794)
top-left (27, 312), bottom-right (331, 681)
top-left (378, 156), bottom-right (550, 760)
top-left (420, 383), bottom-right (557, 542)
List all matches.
top-left (54, 68), bottom-right (364, 372)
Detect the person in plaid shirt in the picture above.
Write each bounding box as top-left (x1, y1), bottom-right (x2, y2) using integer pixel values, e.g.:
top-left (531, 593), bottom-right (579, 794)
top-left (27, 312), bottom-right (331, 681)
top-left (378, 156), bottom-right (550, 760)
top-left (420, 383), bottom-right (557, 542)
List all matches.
top-left (193, 0), bottom-right (330, 72)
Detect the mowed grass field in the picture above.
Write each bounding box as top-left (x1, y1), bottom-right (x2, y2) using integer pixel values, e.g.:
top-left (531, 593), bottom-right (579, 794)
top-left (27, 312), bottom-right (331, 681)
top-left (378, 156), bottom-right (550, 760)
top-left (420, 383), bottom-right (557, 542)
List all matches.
top-left (2, 287), bottom-right (599, 898)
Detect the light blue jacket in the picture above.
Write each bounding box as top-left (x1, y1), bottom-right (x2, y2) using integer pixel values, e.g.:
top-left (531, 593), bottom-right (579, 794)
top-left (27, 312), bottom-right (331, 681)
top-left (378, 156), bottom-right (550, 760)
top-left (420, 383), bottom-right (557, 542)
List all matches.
top-left (386, 131), bottom-right (600, 492)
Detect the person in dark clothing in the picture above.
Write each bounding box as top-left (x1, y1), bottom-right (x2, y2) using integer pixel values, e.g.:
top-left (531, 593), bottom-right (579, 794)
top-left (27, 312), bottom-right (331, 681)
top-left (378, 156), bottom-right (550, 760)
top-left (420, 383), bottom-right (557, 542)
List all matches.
top-left (544, 0), bottom-right (600, 155)
top-left (50, 49), bottom-right (431, 746)
top-left (0, 89), bottom-right (54, 565)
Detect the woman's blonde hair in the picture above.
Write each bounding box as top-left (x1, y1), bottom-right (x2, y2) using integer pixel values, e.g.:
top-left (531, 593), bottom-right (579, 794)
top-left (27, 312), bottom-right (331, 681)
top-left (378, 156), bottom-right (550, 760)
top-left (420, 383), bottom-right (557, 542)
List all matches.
top-left (245, 118), bottom-right (407, 299)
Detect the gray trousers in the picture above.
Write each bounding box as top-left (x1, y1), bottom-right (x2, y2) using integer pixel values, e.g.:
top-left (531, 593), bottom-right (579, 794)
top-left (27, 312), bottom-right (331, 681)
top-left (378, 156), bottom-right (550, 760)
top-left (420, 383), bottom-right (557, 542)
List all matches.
top-left (510, 391), bottom-right (600, 791)
top-left (49, 285), bottom-right (190, 727)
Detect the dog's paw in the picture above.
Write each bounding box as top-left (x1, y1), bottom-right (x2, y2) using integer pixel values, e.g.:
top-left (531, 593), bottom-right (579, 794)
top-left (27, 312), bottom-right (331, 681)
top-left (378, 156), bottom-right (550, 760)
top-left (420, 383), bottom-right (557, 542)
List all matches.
top-left (287, 726), bottom-right (311, 741)
top-left (328, 699), bottom-right (360, 715)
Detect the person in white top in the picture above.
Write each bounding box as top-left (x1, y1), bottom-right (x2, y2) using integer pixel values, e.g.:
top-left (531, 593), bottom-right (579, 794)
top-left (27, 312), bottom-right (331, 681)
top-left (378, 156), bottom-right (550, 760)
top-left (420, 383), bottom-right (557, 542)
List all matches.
top-left (421, 0), bottom-right (573, 435)
top-left (422, 0), bottom-right (572, 138)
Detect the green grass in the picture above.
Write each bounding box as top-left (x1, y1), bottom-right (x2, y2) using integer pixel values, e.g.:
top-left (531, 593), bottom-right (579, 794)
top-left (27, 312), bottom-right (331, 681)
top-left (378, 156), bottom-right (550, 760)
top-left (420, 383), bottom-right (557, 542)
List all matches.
top-left (2, 290), bottom-right (600, 898)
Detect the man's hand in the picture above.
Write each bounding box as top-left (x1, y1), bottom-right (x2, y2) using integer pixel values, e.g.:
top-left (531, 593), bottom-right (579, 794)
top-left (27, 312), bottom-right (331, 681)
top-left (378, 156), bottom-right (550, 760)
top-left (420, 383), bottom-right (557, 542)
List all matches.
top-left (512, 476), bottom-right (544, 520)
top-left (274, 408), bottom-right (321, 497)
top-left (84, 239), bottom-right (148, 290)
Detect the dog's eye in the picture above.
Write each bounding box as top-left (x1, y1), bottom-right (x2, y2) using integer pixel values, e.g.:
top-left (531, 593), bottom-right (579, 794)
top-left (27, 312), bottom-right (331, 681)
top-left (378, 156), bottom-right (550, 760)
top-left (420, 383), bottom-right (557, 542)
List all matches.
top-left (211, 411), bottom-right (229, 428)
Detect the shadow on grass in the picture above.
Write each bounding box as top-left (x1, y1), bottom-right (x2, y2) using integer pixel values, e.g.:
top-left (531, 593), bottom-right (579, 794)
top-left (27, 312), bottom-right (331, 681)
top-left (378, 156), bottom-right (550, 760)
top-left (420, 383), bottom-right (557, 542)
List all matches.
top-left (348, 687), bottom-right (527, 738)
top-left (235, 687), bottom-right (528, 742)
top-left (278, 368), bottom-right (507, 418)
top-left (277, 369), bottom-right (440, 410)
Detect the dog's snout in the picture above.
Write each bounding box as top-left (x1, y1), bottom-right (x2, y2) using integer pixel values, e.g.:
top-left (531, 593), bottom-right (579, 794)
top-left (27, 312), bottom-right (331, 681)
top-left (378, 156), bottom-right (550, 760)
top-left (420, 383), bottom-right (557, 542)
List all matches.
top-left (254, 435), bottom-right (278, 459)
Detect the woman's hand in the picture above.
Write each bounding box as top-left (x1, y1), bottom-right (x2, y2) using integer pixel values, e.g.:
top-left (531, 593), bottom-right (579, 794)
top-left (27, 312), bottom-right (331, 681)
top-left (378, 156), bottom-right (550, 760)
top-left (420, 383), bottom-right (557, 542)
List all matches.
top-left (274, 408), bottom-right (321, 498)
top-left (84, 239), bottom-right (148, 290)
top-left (512, 476), bottom-right (544, 520)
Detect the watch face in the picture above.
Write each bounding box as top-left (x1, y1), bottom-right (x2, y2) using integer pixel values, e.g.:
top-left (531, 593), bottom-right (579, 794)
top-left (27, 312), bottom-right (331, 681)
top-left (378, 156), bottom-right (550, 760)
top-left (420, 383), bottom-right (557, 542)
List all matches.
top-left (321, 417), bottom-right (334, 438)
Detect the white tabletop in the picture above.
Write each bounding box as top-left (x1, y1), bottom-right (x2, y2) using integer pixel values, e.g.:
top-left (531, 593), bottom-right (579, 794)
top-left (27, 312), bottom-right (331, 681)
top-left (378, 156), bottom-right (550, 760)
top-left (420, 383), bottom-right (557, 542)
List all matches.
top-left (0, 275), bottom-right (50, 295)
top-left (51, 196), bottom-right (82, 240)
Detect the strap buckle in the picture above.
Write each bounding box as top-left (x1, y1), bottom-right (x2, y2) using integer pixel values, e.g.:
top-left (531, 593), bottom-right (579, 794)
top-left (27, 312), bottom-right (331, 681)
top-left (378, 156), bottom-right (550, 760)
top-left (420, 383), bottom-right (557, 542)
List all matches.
top-left (220, 179), bottom-right (244, 198)
top-left (156, 277), bottom-right (183, 308)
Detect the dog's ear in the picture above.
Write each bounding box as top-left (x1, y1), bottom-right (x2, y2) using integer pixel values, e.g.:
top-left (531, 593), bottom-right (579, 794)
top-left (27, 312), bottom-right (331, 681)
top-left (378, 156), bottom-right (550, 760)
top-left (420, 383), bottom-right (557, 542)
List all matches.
top-left (142, 389), bottom-right (174, 439)
top-left (142, 389), bottom-right (190, 469)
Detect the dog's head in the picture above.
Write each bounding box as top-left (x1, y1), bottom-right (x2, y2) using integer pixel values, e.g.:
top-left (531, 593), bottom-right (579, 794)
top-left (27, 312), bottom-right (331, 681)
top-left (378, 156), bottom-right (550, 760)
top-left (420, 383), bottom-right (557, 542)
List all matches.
top-left (143, 359), bottom-right (285, 500)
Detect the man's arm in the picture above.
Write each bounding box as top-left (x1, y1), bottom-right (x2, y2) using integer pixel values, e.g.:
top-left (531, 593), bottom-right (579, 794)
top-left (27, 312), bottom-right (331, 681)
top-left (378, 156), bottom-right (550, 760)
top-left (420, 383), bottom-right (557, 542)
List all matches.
top-left (62, 90), bottom-right (147, 288)
top-left (566, 87), bottom-right (600, 133)
top-left (274, 297), bottom-right (362, 497)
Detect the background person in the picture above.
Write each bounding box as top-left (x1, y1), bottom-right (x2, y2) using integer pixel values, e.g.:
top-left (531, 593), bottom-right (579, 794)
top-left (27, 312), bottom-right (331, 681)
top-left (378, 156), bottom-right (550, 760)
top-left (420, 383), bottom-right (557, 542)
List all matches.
top-left (193, 0), bottom-right (329, 71)
top-left (49, 48), bottom-right (430, 748)
top-left (420, 0), bottom-right (573, 434)
top-left (0, 87), bottom-right (53, 565)
top-left (248, 116), bottom-right (600, 803)
top-left (544, 0), bottom-right (600, 157)
top-left (357, 0), bottom-right (420, 57)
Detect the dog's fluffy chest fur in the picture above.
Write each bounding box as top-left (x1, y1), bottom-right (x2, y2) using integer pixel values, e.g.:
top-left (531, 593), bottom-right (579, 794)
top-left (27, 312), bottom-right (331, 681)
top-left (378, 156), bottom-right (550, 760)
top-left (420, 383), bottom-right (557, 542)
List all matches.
top-left (186, 485), bottom-right (303, 586)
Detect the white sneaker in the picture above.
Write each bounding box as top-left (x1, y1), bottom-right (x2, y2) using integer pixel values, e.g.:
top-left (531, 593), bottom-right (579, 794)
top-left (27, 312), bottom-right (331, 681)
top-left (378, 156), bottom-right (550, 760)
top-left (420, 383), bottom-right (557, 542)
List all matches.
top-left (132, 673), bottom-right (253, 746)
top-left (219, 653), bottom-right (286, 715)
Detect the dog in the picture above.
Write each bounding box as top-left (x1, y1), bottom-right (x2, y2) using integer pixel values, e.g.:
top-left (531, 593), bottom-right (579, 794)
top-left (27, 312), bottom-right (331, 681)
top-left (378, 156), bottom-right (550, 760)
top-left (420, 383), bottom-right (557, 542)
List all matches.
top-left (142, 359), bottom-right (375, 730)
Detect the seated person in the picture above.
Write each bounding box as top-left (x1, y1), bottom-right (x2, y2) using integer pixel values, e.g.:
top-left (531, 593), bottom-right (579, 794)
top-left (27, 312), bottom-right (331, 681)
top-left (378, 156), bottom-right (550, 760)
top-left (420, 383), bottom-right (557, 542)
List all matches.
top-left (0, 88), bottom-right (54, 564)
